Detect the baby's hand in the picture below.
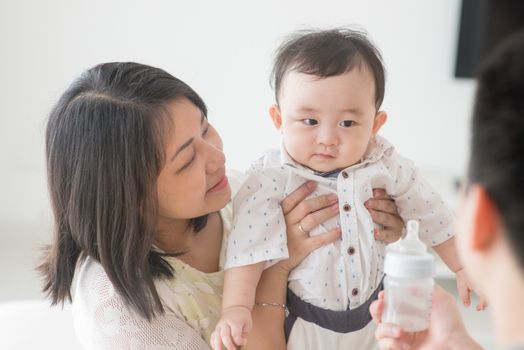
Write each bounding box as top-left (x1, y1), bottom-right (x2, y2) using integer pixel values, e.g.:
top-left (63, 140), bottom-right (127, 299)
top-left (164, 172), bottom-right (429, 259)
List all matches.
top-left (210, 305), bottom-right (252, 350)
top-left (455, 268), bottom-right (488, 311)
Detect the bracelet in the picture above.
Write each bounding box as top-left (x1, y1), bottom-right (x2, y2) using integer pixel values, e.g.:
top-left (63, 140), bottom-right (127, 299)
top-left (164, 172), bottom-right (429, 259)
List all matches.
top-left (254, 301), bottom-right (286, 310)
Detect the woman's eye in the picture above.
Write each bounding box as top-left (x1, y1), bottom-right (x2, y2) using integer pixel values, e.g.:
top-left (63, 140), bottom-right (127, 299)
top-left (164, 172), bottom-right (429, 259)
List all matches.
top-left (303, 118), bottom-right (318, 126)
top-left (339, 120), bottom-right (354, 127)
top-left (177, 153), bottom-right (196, 173)
top-left (202, 126), bottom-right (209, 136)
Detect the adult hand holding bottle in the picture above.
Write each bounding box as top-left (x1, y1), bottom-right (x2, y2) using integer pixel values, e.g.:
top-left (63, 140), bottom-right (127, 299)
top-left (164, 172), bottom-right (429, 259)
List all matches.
top-left (369, 285), bottom-right (483, 350)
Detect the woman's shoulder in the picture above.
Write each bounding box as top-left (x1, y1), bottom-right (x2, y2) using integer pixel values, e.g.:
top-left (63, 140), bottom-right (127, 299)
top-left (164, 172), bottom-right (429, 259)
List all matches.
top-left (72, 257), bottom-right (211, 349)
top-left (73, 257), bottom-right (179, 317)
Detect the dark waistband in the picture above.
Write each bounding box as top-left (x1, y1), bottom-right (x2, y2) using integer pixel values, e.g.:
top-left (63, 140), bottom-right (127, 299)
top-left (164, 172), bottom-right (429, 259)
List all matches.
top-left (285, 281), bottom-right (383, 336)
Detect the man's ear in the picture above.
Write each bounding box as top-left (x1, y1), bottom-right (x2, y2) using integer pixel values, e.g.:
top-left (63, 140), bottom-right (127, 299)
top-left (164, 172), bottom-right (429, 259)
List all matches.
top-left (468, 185), bottom-right (500, 250)
top-left (372, 111), bottom-right (387, 135)
top-left (269, 104), bottom-right (282, 131)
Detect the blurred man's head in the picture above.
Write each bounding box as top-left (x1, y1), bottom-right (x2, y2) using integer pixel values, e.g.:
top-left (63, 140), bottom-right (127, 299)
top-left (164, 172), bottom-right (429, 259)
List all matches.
top-left (457, 29), bottom-right (524, 294)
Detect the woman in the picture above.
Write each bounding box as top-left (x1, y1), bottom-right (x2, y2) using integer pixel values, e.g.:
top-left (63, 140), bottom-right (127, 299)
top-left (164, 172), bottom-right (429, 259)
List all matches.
top-left (39, 62), bottom-right (403, 349)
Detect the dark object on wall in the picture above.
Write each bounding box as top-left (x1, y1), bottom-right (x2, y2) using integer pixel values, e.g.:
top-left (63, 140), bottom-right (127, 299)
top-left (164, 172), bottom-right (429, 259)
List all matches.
top-left (455, 0), bottom-right (524, 78)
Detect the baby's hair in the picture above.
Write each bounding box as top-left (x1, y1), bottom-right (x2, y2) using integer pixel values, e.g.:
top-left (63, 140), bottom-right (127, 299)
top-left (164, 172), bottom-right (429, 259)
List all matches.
top-left (270, 27), bottom-right (385, 109)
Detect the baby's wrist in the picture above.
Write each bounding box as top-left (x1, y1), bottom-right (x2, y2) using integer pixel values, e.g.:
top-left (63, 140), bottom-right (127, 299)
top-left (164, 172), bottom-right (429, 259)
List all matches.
top-left (453, 266), bottom-right (464, 274)
top-left (222, 304), bottom-right (253, 312)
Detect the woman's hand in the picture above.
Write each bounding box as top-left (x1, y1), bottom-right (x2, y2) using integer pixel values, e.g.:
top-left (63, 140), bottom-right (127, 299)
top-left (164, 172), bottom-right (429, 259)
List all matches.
top-left (278, 181), bottom-right (342, 272)
top-left (369, 285), bottom-right (482, 350)
top-left (365, 189), bottom-right (404, 243)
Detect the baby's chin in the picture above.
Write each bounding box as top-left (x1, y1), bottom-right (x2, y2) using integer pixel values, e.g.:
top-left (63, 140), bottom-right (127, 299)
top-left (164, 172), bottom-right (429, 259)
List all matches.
top-left (303, 158), bottom-right (345, 174)
top-left (303, 155), bottom-right (363, 174)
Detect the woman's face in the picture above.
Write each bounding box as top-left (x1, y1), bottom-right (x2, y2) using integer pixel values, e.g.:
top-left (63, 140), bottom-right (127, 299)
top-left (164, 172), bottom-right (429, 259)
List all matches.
top-left (156, 98), bottom-right (230, 223)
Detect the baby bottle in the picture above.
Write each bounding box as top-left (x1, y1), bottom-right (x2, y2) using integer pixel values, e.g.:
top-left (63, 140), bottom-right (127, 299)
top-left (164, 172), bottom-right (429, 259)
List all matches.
top-left (382, 220), bottom-right (435, 332)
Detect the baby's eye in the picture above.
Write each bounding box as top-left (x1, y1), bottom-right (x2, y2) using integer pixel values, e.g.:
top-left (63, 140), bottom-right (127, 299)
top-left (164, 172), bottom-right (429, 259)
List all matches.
top-left (339, 120), bottom-right (354, 127)
top-left (303, 118), bottom-right (318, 126)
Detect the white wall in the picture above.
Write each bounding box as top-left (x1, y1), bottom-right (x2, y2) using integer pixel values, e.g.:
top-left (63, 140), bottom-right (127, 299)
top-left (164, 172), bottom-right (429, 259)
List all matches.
top-left (0, 0), bottom-right (475, 225)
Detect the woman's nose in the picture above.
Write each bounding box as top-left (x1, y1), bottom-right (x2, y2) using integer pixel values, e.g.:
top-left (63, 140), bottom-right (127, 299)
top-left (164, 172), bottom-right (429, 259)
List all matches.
top-left (205, 141), bottom-right (226, 174)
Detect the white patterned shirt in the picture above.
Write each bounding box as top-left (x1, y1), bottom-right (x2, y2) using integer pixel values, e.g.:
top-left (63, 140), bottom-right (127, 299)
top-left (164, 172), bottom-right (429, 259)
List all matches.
top-left (225, 135), bottom-right (454, 311)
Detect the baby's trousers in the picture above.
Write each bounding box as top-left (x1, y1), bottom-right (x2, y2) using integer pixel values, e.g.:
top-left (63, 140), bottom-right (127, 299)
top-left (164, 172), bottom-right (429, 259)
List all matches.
top-left (285, 283), bottom-right (382, 350)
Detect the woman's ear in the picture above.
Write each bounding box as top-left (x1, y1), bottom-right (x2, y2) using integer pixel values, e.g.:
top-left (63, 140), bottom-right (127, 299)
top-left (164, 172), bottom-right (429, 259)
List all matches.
top-left (372, 111), bottom-right (387, 135)
top-left (269, 104), bottom-right (282, 131)
top-left (468, 185), bottom-right (500, 250)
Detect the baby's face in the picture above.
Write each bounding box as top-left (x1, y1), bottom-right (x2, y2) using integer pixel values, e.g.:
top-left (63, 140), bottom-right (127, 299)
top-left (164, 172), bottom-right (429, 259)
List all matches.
top-left (273, 68), bottom-right (384, 173)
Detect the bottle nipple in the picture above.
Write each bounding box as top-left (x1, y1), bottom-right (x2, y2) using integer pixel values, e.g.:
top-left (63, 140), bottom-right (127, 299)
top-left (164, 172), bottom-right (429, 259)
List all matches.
top-left (394, 220), bottom-right (427, 255)
top-left (385, 220), bottom-right (434, 279)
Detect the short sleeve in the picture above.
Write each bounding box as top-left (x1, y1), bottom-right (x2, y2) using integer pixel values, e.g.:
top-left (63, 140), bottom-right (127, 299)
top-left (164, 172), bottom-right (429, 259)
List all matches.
top-left (73, 259), bottom-right (211, 350)
top-left (224, 164), bottom-right (289, 269)
top-left (226, 169), bottom-right (248, 198)
top-left (381, 151), bottom-right (455, 247)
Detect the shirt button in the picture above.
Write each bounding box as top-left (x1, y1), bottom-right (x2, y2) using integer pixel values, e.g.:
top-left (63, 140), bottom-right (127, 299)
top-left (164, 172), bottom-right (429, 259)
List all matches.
top-left (343, 203), bottom-right (351, 212)
top-left (347, 246), bottom-right (355, 255)
top-left (341, 171), bottom-right (349, 179)
top-left (352, 288), bottom-right (359, 296)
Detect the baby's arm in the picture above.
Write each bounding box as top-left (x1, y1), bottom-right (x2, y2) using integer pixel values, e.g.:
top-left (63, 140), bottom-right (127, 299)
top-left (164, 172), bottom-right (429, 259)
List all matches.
top-left (433, 237), bottom-right (487, 310)
top-left (432, 237), bottom-right (462, 272)
top-left (211, 262), bottom-right (265, 350)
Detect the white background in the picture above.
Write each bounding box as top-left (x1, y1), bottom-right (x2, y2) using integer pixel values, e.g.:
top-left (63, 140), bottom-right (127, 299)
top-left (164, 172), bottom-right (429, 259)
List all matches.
top-left (0, 0), bottom-right (475, 225)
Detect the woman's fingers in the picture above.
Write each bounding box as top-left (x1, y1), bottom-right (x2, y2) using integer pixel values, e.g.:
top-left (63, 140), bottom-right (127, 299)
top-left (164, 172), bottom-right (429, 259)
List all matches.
top-left (299, 201), bottom-right (339, 232)
top-left (304, 228), bottom-right (341, 252)
top-left (367, 189), bottom-right (404, 244)
top-left (369, 209), bottom-right (399, 229)
top-left (366, 197), bottom-right (397, 215)
top-left (374, 229), bottom-right (401, 243)
top-left (283, 192), bottom-right (338, 226)
top-left (372, 188), bottom-right (389, 200)
top-left (280, 181), bottom-right (317, 215)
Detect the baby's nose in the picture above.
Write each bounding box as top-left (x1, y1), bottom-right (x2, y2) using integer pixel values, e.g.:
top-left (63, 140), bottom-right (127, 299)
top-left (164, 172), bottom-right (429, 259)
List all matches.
top-left (317, 127), bottom-right (338, 146)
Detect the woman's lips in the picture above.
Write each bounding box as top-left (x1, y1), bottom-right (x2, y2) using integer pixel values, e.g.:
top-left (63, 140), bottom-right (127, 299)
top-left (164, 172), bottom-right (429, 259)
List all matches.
top-left (207, 175), bottom-right (228, 193)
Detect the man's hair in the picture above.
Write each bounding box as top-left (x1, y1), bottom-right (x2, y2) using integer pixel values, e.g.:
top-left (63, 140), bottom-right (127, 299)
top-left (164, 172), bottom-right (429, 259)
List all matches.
top-left (468, 29), bottom-right (524, 270)
top-left (39, 62), bottom-right (208, 320)
top-left (270, 27), bottom-right (385, 109)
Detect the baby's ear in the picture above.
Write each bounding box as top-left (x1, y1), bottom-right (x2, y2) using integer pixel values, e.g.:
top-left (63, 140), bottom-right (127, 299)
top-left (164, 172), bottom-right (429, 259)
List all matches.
top-left (372, 111), bottom-right (387, 135)
top-left (269, 104), bottom-right (283, 131)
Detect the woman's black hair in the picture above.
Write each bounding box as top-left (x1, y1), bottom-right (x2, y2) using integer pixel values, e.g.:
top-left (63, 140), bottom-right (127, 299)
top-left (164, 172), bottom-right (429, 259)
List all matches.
top-left (39, 62), bottom-right (208, 319)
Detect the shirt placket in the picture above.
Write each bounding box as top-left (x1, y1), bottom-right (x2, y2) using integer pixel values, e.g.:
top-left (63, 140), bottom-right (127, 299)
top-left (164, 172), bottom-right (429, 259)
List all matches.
top-left (338, 170), bottom-right (363, 310)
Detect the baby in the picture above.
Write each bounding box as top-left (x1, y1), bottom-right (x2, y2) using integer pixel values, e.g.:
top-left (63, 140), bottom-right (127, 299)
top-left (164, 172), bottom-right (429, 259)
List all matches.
top-left (213, 28), bottom-right (479, 349)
